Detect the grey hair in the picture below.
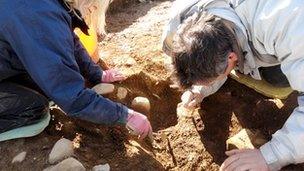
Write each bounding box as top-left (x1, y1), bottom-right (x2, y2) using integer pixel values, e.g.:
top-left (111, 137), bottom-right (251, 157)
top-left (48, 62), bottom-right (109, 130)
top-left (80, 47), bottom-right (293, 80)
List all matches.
top-left (170, 12), bottom-right (238, 88)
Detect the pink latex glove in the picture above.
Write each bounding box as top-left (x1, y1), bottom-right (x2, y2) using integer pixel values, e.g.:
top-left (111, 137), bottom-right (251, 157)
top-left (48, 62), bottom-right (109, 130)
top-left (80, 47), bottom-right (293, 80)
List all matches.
top-left (126, 110), bottom-right (153, 140)
top-left (101, 69), bottom-right (126, 83)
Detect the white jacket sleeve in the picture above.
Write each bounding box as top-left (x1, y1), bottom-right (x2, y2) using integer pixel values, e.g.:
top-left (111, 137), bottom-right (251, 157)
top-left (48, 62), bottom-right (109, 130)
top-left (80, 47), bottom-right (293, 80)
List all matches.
top-left (260, 94), bottom-right (304, 170)
top-left (192, 76), bottom-right (227, 97)
top-left (260, 57), bottom-right (304, 171)
top-left (258, 3), bottom-right (304, 169)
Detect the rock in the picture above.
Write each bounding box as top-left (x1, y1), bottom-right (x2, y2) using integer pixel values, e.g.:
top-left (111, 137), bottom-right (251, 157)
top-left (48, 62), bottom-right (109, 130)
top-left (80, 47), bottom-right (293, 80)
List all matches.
top-left (44, 157), bottom-right (85, 171)
top-left (92, 83), bottom-right (115, 95)
top-left (12, 151), bottom-right (27, 163)
top-left (49, 138), bottom-right (74, 164)
top-left (117, 87), bottom-right (128, 100)
top-left (268, 98), bottom-right (284, 109)
top-left (138, 0), bottom-right (151, 3)
top-left (131, 97), bottom-right (151, 114)
top-left (125, 58), bottom-right (137, 67)
top-left (226, 129), bottom-right (267, 151)
top-left (92, 164), bottom-right (110, 171)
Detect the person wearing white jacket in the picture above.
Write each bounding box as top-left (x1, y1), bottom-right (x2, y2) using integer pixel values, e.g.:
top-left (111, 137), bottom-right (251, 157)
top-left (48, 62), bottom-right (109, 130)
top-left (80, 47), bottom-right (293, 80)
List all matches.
top-left (162, 0), bottom-right (304, 170)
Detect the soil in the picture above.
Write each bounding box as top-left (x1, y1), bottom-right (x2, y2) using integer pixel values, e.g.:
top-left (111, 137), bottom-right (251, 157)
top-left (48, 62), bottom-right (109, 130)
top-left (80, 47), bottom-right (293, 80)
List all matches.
top-left (1, 0), bottom-right (304, 170)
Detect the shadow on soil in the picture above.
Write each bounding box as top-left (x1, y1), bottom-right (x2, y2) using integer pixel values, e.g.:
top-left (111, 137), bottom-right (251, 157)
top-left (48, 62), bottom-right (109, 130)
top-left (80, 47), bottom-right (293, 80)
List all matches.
top-left (197, 79), bottom-right (304, 170)
top-left (106, 0), bottom-right (173, 33)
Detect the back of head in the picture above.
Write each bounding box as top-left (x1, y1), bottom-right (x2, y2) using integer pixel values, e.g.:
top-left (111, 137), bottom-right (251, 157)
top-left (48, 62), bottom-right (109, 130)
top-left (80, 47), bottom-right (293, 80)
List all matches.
top-left (171, 12), bottom-right (237, 89)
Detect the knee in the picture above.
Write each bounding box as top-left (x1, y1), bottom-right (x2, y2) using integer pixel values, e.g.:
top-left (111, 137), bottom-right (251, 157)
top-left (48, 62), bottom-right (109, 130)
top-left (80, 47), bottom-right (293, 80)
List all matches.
top-left (27, 91), bottom-right (49, 113)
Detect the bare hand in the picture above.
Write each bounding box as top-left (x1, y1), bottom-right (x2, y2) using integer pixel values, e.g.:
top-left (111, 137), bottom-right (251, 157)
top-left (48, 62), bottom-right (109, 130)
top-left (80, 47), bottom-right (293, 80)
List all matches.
top-left (220, 149), bottom-right (269, 171)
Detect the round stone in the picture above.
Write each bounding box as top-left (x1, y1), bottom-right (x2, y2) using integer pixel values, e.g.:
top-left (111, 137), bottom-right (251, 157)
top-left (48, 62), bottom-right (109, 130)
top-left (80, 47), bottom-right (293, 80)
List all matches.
top-left (131, 97), bottom-right (151, 114)
top-left (44, 157), bottom-right (85, 171)
top-left (117, 87), bottom-right (128, 100)
top-left (92, 83), bottom-right (115, 95)
top-left (49, 138), bottom-right (74, 164)
top-left (12, 151), bottom-right (27, 163)
top-left (92, 164), bottom-right (110, 171)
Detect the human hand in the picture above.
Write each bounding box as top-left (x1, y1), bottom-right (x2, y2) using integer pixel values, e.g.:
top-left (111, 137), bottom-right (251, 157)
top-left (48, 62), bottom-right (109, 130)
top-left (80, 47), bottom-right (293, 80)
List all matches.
top-left (101, 69), bottom-right (126, 83)
top-left (181, 90), bottom-right (204, 109)
top-left (126, 110), bottom-right (153, 140)
top-left (220, 149), bottom-right (270, 171)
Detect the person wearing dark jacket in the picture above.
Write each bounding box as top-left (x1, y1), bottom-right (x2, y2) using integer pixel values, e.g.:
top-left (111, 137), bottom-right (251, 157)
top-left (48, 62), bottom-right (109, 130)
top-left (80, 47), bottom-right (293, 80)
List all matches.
top-left (0, 0), bottom-right (152, 141)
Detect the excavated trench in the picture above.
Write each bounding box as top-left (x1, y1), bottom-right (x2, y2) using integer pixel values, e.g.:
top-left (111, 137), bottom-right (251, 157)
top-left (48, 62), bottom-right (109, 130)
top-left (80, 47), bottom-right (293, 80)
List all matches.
top-left (1, 1), bottom-right (304, 170)
top-left (0, 67), bottom-right (303, 171)
top-left (47, 72), bottom-right (302, 170)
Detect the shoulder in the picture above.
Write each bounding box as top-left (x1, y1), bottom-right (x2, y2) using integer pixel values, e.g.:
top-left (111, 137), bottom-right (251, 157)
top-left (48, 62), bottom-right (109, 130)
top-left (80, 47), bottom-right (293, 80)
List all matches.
top-left (0, 0), bottom-right (70, 29)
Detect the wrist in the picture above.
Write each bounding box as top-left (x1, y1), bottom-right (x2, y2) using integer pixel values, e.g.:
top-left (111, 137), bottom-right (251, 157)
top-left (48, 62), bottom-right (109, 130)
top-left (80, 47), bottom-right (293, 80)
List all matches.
top-left (116, 105), bottom-right (129, 125)
top-left (101, 70), bottom-right (107, 82)
top-left (260, 142), bottom-right (282, 171)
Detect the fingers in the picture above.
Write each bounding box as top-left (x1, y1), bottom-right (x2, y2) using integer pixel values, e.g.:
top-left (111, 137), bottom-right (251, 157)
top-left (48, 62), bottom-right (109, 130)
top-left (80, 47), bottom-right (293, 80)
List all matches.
top-left (181, 90), bottom-right (201, 109)
top-left (225, 149), bottom-right (252, 156)
top-left (234, 164), bottom-right (254, 171)
top-left (223, 157), bottom-right (251, 171)
top-left (112, 69), bottom-right (126, 81)
top-left (139, 125), bottom-right (149, 140)
top-left (139, 120), bottom-right (153, 141)
top-left (114, 75), bottom-right (126, 81)
top-left (187, 95), bottom-right (203, 108)
top-left (181, 91), bottom-right (193, 105)
top-left (139, 122), bottom-right (152, 140)
top-left (103, 69), bottom-right (126, 82)
top-left (126, 109), bottom-right (153, 141)
top-left (126, 124), bottom-right (139, 136)
top-left (220, 154), bottom-right (241, 171)
top-left (221, 151), bottom-right (256, 171)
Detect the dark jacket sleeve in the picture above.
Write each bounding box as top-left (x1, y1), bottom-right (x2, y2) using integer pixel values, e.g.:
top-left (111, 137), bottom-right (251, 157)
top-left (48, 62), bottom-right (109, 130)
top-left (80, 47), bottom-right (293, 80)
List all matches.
top-left (73, 32), bottom-right (103, 85)
top-left (2, 1), bottom-right (128, 125)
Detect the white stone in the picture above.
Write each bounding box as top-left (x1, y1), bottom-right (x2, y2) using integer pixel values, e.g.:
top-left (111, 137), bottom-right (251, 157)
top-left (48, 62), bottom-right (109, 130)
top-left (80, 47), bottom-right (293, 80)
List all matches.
top-left (92, 164), bottom-right (110, 171)
top-left (226, 129), bottom-right (267, 150)
top-left (44, 157), bottom-right (85, 171)
top-left (117, 87), bottom-right (128, 100)
top-left (49, 138), bottom-right (74, 164)
top-left (92, 83), bottom-right (115, 95)
top-left (131, 97), bottom-right (151, 113)
top-left (125, 58), bottom-right (137, 66)
top-left (12, 151), bottom-right (27, 163)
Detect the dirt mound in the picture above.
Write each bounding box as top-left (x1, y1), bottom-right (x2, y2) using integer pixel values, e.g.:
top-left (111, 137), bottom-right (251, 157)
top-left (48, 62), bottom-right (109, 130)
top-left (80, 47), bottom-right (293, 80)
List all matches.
top-left (1, 1), bottom-right (304, 170)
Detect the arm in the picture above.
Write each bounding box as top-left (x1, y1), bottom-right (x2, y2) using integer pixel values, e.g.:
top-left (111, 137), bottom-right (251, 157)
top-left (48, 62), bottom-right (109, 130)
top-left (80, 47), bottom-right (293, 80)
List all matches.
top-left (3, 2), bottom-right (128, 125)
top-left (260, 59), bottom-right (304, 170)
top-left (73, 32), bottom-right (103, 85)
top-left (258, 6), bottom-right (304, 169)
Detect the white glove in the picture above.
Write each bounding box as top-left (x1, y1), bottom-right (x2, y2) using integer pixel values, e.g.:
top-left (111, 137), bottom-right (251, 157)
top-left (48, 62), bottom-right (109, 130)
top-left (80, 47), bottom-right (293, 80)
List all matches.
top-left (181, 77), bottom-right (228, 109)
top-left (181, 88), bottom-right (204, 109)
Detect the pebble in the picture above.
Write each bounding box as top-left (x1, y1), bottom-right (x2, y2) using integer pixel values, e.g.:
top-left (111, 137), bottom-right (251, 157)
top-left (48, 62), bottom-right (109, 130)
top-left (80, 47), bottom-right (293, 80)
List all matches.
top-left (117, 87), bottom-right (128, 100)
top-left (131, 97), bottom-right (151, 114)
top-left (92, 83), bottom-right (115, 95)
top-left (226, 129), bottom-right (267, 150)
top-left (44, 157), bottom-right (85, 171)
top-left (125, 58), bottom-right (137, 66)
top-left (92, 164), bottom-right (110, 171)
top-left (49, 138), bottom-right (74, 164)
top-left (12, 151), bottom-right (27, 163)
